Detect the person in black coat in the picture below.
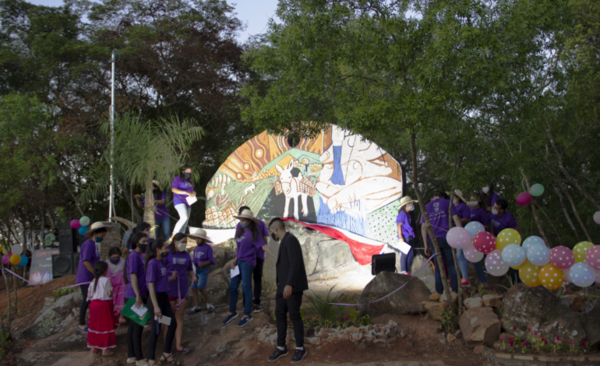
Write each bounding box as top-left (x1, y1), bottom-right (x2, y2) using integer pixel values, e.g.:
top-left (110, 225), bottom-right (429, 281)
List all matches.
top-left (267, 218), bottom-right (308, 364)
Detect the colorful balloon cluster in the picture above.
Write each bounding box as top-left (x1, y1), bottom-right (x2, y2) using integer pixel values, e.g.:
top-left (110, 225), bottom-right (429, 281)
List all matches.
top-left (446, 225), bottom-right (600, 290)
top-left (2, 244), bottom-right (28, 267)
top-left (516, 183), bottom-right (544, 206)
top-left (71, 216), bottom-right (91, 235)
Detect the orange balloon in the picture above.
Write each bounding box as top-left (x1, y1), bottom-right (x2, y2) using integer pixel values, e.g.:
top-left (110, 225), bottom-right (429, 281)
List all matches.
top-left (9, 254), bottom-right (21, 265)
top-left (519, 259), bottom-right (541, 287)
top-left (539, 263), bottom-right (564, 290)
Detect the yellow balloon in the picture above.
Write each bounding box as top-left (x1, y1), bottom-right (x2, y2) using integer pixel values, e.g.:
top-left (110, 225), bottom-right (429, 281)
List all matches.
top-left (519, 259), bottom-right (541, 287)
top-left (496, 229), bottom-right (522, 251)
top-left (539, 263), bottom-right (563, 290)
top-left (9, 254), bottom-right (21, 265)
top-left (573, 241), bottom-right (594, 263)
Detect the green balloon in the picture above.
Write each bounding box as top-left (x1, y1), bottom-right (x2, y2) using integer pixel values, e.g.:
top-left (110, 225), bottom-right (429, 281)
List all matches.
top-left (529, 183), bottom-right (544, 197)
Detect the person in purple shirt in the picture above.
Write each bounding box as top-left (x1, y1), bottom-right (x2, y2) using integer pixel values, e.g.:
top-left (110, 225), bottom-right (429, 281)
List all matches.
top-left (165, 234), bottom-right (196, 354)
top-left (171, 165), bottom-right (196, 241)
top-left (393, 196), bottom-right (418, 275)
top-left (223, 209), bottom-right (274, 328)
top-left (480, 183), bottom-right (499, 212)
top-left (189, 228), bottom-right (216, 315)
top-left (468, 195), bottom-right (490, 230)
top-left (420, 192), bottom-right (462, 299)
top-left (126, 222), bottom-right (151, 254)
top-left (123, 233), bottom-right (148, 364)
top-left (490, 198), bottom-right (520, 284)
top-left (76, 221), bottom-right (112, 333)
top-left (145, 239), bottom-right (179, 365)
top-left (136, 180), bottom-right (171, 239)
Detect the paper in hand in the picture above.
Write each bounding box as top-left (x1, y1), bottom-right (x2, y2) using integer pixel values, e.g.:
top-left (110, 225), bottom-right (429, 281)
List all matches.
top-left (131, 304), bottom-right (148, 318)
top-left (230, 265), bottom-right (240, 278)
top-left (395, 241), bottom-right (412, 255)
top-left (186, 196), bottom-right (197, 205)
top-left (155, 315), bottom-right (172, 326)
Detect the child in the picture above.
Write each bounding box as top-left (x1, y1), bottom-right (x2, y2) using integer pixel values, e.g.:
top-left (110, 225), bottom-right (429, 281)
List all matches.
top-left (87, 261), bottom-right (118, 356)
top-left (105, 247), bottom-right (126, 324)
top-left (189, 229), bottom-right (215, 314)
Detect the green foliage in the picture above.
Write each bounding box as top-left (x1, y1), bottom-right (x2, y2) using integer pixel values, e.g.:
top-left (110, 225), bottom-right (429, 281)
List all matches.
top-left (304, 287), bottom-right (341, 325)
top-left (53, 287), bottom-right (76, 298)
top-left (438, 310), bottom-right (454, 334)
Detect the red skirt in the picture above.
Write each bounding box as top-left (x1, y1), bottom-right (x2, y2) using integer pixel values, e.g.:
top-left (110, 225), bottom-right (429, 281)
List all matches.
top-left (87, 300), bottom-right (119, 350)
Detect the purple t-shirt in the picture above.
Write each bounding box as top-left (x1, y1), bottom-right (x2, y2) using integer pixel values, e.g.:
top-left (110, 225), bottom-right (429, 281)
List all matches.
top-left (124, 250), bottom-right (148, 299)
top-left (146, 258), bottom-right (170, 294)
top-left (172, 176), bottom-right (194, 207)
top-left (420, 198), bottom-right (456, 239)
top-left (235, 220), bottom-right (269, 260)
top-left (490, 211), bottom-right (518, 235)
top-left (395, 211), bottom-right (415, 240)
top-left (193, 244), bottom-right (215, 267)
top-left (454, 203), bottom-right (471, 221)
top-left (165, 249), bottom-right (193, 298)
top-left (142, 192), bottom-right (168, 220)
top-left (470, 208), bottom-right (489, 226)
top-left (235, 228), bottom-right (266, 267)
top-left (76, 239), bottom-right (99, 284)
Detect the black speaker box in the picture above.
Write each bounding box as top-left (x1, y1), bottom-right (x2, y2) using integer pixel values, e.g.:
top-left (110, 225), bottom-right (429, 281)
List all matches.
top-left (58, 217), bottom-right (93, 254)
top-left (52, 252), bottom-right (80, 277)
top-left (371, 253), bottom-right (397, 275)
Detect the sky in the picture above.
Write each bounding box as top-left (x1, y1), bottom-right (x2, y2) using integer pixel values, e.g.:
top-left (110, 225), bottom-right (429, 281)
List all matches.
top-left (24, 0), bottom-right (280, 42)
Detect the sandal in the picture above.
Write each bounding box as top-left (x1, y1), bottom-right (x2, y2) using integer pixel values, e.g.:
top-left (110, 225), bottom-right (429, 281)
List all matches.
top-left (127, 357), bottom-right (136, 364)
top-left (136, 360), bottom-right (149, 366)
top-left (159, 353), bottom-right (181, 365)
top-left (176, 348), bottom-right (189, 354)
top-left (90, 348), bottom-right (101, 356)
top-left (102, 350), bottom-right (114, 357)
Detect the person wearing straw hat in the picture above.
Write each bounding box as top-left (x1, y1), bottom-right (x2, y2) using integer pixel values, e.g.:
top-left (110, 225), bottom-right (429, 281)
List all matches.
top-left (135, 180), bottom-right (171, 239)
top-left (392, 196), bottom-right (418, 275)
top-left (223, 209), bottom-right (275, 328)
top-left (453, 189), bottom-right (473, 287)
top-left (189, 228), bottom-right (215, 315)
top-left (76, 221), bottom-right (113, 333)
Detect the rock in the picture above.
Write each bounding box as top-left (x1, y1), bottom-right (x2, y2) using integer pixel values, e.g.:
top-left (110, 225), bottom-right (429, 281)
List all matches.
top-left (464, 297), bottom-right (483, 309)
top-left (360, 272), bottom-right (431, 316)
top-left (482, 294), bottom-right (503, 308)
top-left (447, 334), bottom-right (456, 343)
top-left (306, 328), bottom-right (315, 337)
top-left (422, 301), bottom-right (449, 321)
top-left (582, 299), bottom-right (600, 347)
top-left (501, 283), bottom-right (589, 345)
top-left (440, 292), bottom-right (458, 303)
top-left (567, 293), bottom-right (586, 312)
top-left (429, 293), bottom-right (442, 301)
top-left (17, 290), bottom-right (83, 340)
top-left (43, 297), bottom-right (56, 308)
top-left (459, 307), bottom-right (501, 347)
top-left (454, 329), bottom-right (462, 339)
top-left (438, 333), bottom-right (446, 344)
top-left (473, 345), bottom-right (485, 354)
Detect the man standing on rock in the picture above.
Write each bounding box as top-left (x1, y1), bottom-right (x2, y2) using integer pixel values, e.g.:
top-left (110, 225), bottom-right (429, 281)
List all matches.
top-left (267, 218), bottom-right (308, 363)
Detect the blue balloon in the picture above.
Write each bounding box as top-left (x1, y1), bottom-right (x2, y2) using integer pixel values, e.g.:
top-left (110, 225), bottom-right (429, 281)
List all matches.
top-left (526, 243), bottom-right (550, 266)
top-left (501, 244), bottom-right (527, 267)
top-left (523, 236), bottom-right (545, 253)
top-left (569, 262), bottom-right (595, 288)
top-left (78, 226), bottom-right (89, 236)
top-left (18, 254), bottom-right (28, 266)
top-left (465, 221), bottom-right (485, 239)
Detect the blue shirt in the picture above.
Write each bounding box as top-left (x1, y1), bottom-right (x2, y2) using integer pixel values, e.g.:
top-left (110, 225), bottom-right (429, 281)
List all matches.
top-left (396, 211), bottom-right (415, 240)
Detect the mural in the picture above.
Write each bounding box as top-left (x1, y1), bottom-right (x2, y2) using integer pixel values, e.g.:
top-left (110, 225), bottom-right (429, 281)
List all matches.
top-left (203, 124), bottom-right (404, 246)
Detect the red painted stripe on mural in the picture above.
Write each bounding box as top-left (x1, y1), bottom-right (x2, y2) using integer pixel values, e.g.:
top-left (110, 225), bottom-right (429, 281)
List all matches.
top-left (281, 218), bottom-right (385, 266)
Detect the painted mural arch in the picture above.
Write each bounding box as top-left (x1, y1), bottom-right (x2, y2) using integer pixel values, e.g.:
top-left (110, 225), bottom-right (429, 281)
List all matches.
top-left (203, 124), bottom-right (405, 254)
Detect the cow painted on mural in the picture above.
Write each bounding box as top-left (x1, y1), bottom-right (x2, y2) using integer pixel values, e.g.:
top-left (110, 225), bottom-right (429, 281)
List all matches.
top-left (275, 160), bottom-right (310, 220)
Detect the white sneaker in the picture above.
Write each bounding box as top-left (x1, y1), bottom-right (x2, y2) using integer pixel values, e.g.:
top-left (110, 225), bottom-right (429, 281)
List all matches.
top-left (206, 303), bottom-right (215, 311)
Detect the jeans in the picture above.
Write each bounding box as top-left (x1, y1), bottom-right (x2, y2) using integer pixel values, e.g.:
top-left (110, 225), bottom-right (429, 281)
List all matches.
top-left (400, 237), bottom-right (417, 273)
top-left (276, 292), bottom-right (304, 348)
top-left (125, 297), bottom-right (146, 361)
top-left (147, 292), bottom-right (177, 361)
top-left (432, 239), bottom-right (458, 294)
top-left (174, 204), bottom-right (191, 234)
top-left (242, 257), bottom-right (264, 306)
top-left (456, 249), bottom-right (488, 284)
top-left (229, 260), bottom-right (255, 316)
top-left (154, 217), bottom-right (171, 239)
top-left (79, 285), bottom-right (89, 326)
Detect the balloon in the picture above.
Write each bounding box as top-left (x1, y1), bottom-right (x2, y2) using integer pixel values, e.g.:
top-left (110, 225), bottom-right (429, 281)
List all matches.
top-left (1, 247), bottom-right (7, 254)
top-left (569, 262), bottom-right (595, 288)
top-left (539, 263), bottom-right (563, 290)
top-left (464, 221), bottom-right (485, 239)
top-left (522, 236), bottom-right (545, 253)
top-left (496, 228), bottom-right (521, 251)
top-left (17, 255), bottom-right (28, 267)
top-left (78, 226), bottom-right (89, 236)
top-left (573, 241), bottom-right (594, 263)
top-left (2, 254), bottom-right (10, 265)
top-left (446, 227), bottom-right (471, 249)
top-left (550, 246), bottom-right (575, 270)
top-left (464, 242), bottom-right (484, 263)
top-left (10, 244), bottom-right (23, 256)
top-left (529, 183), bottom-right (545, 197)
top-left (79, 216), bottom-right (91, 227)
top-left (516, 192), bottom-right (532, 206)
top-left (595, 270), bottom-right (600, 284)
top-left (502, 244), bottom-right (527, 267)
top-left (564, 268), bottom-right (573, 283)
top-left (527, 243), bottom-right (551, 266)
top-left (485, 249), bottom-right (509, 277)
top-left (9, 254), bottom-right (21, 265)
top-left (519, 260), bottom-right (541, 287)
top-left (585, 245), bottom-right (600, 271)
top-left (473, 232), bottom-right (496, 254)
top-left (594, 211), bottom-right (600, 225)
top-left (70, 219), bottom-right (81, 229)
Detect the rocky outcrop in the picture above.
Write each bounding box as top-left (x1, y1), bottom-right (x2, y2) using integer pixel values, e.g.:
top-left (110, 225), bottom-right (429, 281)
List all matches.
top-left (360, 272), bottom-right (431, 316)
top-left (464, 297), bottom-right (483, 309)
top-left (17, 291), bottom-right (82, 340)
top-left (459, 307), bottom-right (501, 347)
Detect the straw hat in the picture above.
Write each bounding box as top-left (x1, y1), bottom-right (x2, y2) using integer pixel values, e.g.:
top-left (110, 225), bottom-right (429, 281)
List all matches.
top-left (398, 196), bottom-right (418, 210)
top-left (233, 209), bottom-right (260, 225)
top-left (152, 180), bottom-right (161, 190)
top-left (85, 221), bottom-right (114, 237)
top-left (187, 228), bottom-right (212, 243)
top-left (453, 189), bottom-right (468, 204)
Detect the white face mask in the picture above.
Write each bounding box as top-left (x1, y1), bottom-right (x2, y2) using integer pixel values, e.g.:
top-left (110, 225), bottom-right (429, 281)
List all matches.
top-left (453, 199), bottom-right (459, 205)
top-left (482, 187), bottom-right (489, 194)
top-left (408, 204), bottom-right (415, 211)
top-left (176, 242), bottom-right (187, 251)
top-left (492, 208), bottom-right (499, 215)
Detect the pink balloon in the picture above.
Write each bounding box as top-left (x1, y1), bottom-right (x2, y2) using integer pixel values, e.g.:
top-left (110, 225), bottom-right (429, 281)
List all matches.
top-left (473, 232), bottom-right (496, 255)
top-left (585, 245), bottom-right (600, 271)
top-left (2, 254), bottom-right (10, 266)
top-left (70, 219), bottom-right (81, 229)
top-left (550, 246), bottom-right (575, 270)
top-left (464, 242), bottom-right (484, 263)
top-left (516, 192), bottom-right (532, 206)
top-left (446, 227), bottom-right (471, 249)
top-left (485, 249), bottom-right (509, 277)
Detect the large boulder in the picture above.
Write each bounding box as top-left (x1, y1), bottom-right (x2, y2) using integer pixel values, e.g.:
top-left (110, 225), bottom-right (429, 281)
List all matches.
top-left (501, 283), bottom-right (591, 345)
top-left (17, 290), bottom-right (83, 340)
top-left (459, 307), bottom-right (501, 347)
top-left (360, 271), bottom-right (431, 315)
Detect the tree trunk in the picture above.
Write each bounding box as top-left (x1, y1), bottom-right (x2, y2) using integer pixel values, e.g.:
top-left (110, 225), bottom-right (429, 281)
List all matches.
top-left (58, 173), bottom-right (85, 216)
top-left (144, 177), bottom-right (156, 239)
top-left (533, 203), bottom-right (564, 247)
top-left (553, 185), bottom-right (580, 241)
top-left (519, 169), bottom-right (550, 247)
top-left (410, 133), bottom-right (455, 311)
top-left (1, 262), bottom-right (11, 331)
top-left (448, 194), bottom-right (463, 315)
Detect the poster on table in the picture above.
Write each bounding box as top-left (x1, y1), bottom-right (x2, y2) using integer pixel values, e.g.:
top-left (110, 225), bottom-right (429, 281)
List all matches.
top-left (28, 248), bottom-right (60, 285)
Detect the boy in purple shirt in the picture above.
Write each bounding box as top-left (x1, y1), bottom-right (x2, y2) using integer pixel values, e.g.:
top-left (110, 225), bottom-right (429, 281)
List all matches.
top-left (189, 228), bottom-right (216, 314)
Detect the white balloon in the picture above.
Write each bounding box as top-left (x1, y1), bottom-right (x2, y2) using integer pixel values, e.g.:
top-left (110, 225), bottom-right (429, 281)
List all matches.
top-left (11, 244), bottom-right (23, 256)
top-left (464, 242), bottom-right (484, 263)
top-left (522, 236), bottom-right (545, 253)
top-left (485, 249), bottom-right (509, 277)
top-left (501, 244), bottom-right (527, 267)
top-left (526, 243), bottom-right (550, 266)
top-left (569, 262), bottom-right (595, 288)
top-left (464, 221), bottom-right (485, 239)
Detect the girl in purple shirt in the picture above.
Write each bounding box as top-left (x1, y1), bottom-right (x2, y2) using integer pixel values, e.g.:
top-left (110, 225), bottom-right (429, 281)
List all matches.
top-left (123, 233), bottom-right (148, 364)
top-left (171, 165), bottom-right (196, 241)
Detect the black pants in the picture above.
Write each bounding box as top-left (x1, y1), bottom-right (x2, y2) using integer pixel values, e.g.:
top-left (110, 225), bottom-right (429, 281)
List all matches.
top-left (126, 297), bottom-right (146, 361)
top-left (276, 292), bottom-right (304, 348)
top-left (147, 292), bottom-right (177, 361)
top-left (242, 257), bottom-right (264, 306)
top-left (79, 285), bottom-right (89, 326)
